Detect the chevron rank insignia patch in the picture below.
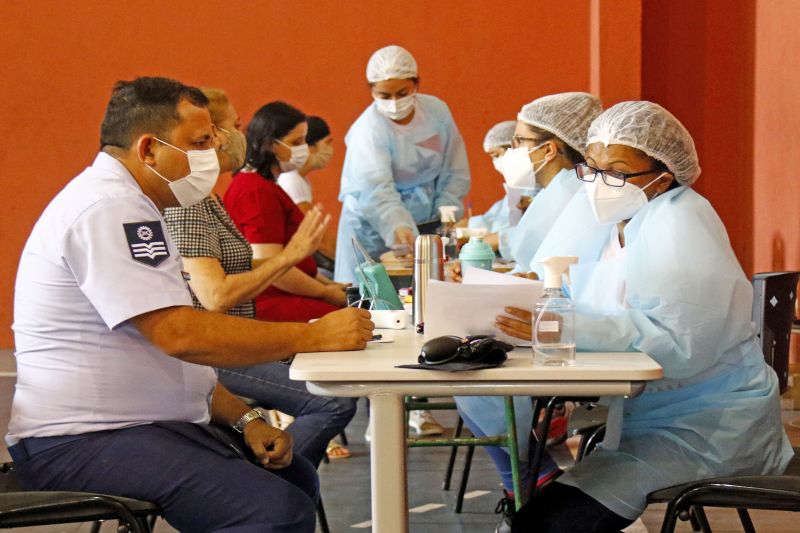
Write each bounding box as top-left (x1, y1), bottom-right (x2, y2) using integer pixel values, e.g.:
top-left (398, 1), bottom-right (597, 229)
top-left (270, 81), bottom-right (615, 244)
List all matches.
top-left (123, 221), bottom-right (170, 267)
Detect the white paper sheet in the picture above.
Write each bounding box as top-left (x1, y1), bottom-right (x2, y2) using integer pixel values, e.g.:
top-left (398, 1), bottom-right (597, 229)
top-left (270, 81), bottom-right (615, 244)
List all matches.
top-left (423, 279), bottom-right (543, 346)
top-left (462, 266), bottom-right (540, 287)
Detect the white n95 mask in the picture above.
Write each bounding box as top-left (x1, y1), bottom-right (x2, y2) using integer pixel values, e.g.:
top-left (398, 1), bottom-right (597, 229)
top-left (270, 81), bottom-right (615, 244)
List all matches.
top-left (585, 173), bottom-right (665, 224)
top-left (492, 156), bottom-right (504, 174)
top-left (374, 94), bottom-right (416, 121)
top-left (499, 143), bottom-right (548, 189)
top-left (277, 139), bottom-right (310, 172)
top-left (147, 138), bottom-right (220, 208)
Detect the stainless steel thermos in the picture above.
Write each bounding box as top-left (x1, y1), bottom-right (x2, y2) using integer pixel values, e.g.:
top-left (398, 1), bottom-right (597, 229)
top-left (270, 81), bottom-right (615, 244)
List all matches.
top-left (412, 234), bottom-right (444, 330)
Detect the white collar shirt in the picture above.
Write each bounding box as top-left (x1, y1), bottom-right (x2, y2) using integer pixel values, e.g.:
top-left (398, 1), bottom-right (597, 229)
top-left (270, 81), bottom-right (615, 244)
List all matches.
top-left (7, 152), bottom-right (216, 444)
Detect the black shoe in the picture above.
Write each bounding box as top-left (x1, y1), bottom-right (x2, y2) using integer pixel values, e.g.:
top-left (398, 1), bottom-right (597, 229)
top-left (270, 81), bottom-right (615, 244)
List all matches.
top-left (494, 496), bottom-right (514, 533)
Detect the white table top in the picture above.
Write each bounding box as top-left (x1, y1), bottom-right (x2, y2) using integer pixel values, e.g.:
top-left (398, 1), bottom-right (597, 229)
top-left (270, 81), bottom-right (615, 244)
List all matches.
top-left (290, 328), bottom-right (663, 383)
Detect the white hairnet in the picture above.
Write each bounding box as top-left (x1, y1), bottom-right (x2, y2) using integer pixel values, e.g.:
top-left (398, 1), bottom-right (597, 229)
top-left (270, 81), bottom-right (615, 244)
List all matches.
top-left (366, 45), bottom-right (418, 83)
top-left (482, 120), bottom-right (517, 152)
top-left (517, 92), bottom-right (603, 156)
top-left (587, 101), bottom-right (701, 185)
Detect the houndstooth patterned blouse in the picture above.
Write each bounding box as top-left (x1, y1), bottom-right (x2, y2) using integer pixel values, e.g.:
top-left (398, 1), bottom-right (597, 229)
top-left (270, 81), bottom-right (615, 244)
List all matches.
top-left (163, 196), bottom-right (255, 318)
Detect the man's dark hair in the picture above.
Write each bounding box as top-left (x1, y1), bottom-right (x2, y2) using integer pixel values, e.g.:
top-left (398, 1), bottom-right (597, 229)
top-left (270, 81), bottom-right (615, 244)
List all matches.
top-left (243, 101), bottom-right (306, 180)
top-left (306, 116), bottom-right (331, 146)
top-left (99, 76), bottom-right (209, 149)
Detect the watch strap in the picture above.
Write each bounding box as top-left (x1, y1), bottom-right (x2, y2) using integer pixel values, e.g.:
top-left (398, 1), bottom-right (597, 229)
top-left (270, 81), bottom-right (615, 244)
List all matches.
top-left (232, 408), bottom-right (265, 433)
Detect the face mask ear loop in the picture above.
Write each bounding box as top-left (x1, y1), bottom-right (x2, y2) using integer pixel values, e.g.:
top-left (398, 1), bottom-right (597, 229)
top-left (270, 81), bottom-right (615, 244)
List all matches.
top-left (644, 172), bottom-right (670, 200)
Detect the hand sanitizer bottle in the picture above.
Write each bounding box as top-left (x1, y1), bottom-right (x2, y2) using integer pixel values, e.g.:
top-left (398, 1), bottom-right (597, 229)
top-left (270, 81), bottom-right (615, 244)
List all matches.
top-left (438, 205), bottom-right (459, 260)
top-left (533, 256), bottom-right (578, 366)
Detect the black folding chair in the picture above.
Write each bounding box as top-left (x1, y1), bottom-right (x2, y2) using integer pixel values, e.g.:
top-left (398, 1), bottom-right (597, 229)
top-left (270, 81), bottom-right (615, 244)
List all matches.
top-left (648, 271), bottom-right (800, 533)
top-left (0, 462), bottom-right (161, 532)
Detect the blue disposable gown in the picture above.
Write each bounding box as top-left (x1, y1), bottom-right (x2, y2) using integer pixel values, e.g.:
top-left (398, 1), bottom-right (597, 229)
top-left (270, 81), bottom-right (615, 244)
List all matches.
top-left (509, 167), bottom-right (582, 271)
top-left (530, 185), bottom-right (793, 520)
top-left (334, 94), bottom-right (471, 283)
top-left (468, 185), bottom-right (536, 259)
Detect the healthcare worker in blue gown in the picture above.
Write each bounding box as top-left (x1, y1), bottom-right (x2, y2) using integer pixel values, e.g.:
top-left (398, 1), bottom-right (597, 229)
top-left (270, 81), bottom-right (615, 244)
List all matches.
top-left (466, 120), bottom-right (534, 259)
top-left (453, 92), bottom-right (603, 520)
top-left (334, 45), bottom-right (471, 284)
top-left (496, 101), bottom-right (793, 533)
top-left (505, 92), bottom-right (603, 272)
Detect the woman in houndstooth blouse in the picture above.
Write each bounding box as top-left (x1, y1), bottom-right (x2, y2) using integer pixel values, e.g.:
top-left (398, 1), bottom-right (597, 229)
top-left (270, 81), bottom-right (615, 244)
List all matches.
top-left (163, 88), bottom-right (356, 466)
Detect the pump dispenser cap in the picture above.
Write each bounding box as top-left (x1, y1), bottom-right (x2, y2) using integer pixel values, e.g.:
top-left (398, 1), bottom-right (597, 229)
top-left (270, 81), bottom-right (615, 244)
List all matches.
top-left (539, 256), bottom-right (578, 289)
top-left (438, 205), bottom-right (458, 223)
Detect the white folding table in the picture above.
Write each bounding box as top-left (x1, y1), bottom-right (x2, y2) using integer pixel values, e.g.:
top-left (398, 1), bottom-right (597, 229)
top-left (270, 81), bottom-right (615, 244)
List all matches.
top-left (290, 328), bottom-right (663, 533)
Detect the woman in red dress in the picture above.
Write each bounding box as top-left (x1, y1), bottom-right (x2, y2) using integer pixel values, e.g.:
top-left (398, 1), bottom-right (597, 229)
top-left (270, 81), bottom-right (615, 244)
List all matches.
top-left (225, 102), bottom-right (347, 322)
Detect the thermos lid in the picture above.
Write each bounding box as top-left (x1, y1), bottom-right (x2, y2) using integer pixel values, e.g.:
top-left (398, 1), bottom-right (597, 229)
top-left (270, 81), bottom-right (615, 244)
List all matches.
top-left (414, 234), bottom-right (444, 264)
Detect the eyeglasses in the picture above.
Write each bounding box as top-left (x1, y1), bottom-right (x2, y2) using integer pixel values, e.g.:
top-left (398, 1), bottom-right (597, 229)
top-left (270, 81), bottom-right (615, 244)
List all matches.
top-left (510, 135), bottom-right (541, 149)
top-left (575, 163), bottom-right (663, 187)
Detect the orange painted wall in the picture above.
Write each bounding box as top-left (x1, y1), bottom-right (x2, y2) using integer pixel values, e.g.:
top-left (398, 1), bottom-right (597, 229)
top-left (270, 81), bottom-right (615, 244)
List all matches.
top-left (753, 0), bottom-right (800, 276)
top-left (2, 0), bottom-right (644, 348)
top-left (641, 0), bottom-right (756, 276)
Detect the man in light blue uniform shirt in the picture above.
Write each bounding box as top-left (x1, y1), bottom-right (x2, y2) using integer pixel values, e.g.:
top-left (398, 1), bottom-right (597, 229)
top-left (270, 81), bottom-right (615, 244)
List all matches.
top-left (334, 45), bottom-right (470, 284)
top-left (8, 77), bottom-right (374, 533)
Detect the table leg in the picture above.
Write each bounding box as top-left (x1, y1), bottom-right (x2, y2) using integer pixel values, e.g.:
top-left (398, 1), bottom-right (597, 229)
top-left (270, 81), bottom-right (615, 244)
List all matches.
top-left (369, 392), bottom-right (408, 533)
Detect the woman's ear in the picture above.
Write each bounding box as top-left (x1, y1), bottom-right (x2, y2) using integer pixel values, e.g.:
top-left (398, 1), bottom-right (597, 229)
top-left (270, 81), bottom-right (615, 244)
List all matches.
top-left (656, 172), bottom-right (675, 194)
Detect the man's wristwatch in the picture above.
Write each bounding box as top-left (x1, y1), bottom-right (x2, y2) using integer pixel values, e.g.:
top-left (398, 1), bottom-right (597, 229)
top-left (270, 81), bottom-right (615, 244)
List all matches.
top-left (232, 408), bottom-right (267, 433)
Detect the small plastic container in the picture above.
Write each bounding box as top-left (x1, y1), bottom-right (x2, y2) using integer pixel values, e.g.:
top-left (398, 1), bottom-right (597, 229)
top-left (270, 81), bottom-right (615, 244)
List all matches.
top-left (458, 229), bottom-right (495, 272)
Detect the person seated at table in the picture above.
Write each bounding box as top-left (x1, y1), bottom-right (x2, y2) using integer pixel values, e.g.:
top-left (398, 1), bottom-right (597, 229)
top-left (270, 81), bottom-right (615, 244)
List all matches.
top-left (224, 101), bottom-right (348, 322)
top-left (8, 76), bottom-right (374, 533)
top-left (277, 115), bottom-right (338, 277)
top-left (496, 101), bottom-right (793, 532)
top-left (450, 92), bottom-right (602, 282)
top-left (163, 88), bottom-right (355, 464)
top-left (452, 92), bottom-right (603, 520)
top-left (461, 120), bottom-right (535, 258)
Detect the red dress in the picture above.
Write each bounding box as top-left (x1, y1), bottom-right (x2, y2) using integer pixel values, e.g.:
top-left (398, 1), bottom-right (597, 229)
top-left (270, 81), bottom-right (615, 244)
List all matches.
top-left (224, 171), bottom-right (339, 322)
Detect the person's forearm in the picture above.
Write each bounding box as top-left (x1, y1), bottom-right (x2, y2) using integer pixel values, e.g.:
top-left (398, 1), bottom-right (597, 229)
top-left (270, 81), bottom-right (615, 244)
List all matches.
top-left (196, 254), bottom-right (294, 312)
top-left (272, 266), bottom-right (328, 298)
top-left (130, 306), bottom-right (323, 367)
top-left (210, 382), bottom-right (252, 426)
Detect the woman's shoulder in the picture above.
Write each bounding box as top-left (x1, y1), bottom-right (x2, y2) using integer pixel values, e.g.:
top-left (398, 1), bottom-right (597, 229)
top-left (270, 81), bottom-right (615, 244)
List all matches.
top-left (163, 197), bottom-right (215, 226)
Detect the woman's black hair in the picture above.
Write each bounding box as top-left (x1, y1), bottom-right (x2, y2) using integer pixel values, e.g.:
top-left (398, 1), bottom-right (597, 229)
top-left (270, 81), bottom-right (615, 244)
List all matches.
top-left (243, 101), bottom-right (306, 180)
top-left (522, 123), bottom-right (584, 165)
top-left (306, 116), bottom-right (330, 146)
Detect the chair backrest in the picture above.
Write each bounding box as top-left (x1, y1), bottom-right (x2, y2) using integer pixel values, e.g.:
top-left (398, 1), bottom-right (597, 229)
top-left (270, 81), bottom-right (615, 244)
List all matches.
top-left (751, 271), bottom-right (800, 394)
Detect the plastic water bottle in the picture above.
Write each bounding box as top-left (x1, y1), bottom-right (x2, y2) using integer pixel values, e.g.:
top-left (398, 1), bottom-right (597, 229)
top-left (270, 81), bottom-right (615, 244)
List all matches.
top-left (533, 256), bottom-right (578, 366)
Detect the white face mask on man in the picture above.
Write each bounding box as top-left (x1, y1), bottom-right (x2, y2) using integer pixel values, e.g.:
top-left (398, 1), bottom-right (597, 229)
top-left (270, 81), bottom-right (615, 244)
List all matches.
top-left (374, 93), bottom-right (416, 121)
top-left (145, 138), bottom-right (220, 208)
top-left (585, 173), bottom-right (667, 224)
top-left (499, 143), bottom-right (549, 189)
top-left (276, 139), bottom-right (310, 172)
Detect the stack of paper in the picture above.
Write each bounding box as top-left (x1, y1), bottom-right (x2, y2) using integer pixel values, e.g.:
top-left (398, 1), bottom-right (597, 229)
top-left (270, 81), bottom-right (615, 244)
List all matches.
top-left (423, 268), bottom-right (543, 346)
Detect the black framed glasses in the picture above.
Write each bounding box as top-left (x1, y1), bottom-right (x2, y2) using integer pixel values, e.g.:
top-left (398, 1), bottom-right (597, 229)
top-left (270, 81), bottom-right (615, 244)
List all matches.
top-left (575, 163), bottom-right (662, 187)
top-left (510, 134), bottom-right (540, 149)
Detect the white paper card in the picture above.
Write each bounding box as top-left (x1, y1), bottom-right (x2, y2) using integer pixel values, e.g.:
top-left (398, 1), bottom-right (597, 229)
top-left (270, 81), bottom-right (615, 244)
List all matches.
top-left (423, 279), bottom-right (543, 346)
top-left (462, 266), bottom-right (540, 287)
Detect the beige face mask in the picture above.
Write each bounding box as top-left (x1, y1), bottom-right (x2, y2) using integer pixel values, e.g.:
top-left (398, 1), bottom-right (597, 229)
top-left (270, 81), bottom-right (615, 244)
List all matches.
top-left (307, 144), bottom-right (334, 170)
top-left (217, 126), bottom-right (247, 171)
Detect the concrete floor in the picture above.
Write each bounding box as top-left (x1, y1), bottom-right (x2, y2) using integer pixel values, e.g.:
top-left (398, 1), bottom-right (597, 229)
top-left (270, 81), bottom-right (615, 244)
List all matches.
top-left (0, 349), bottom-right (798, 532)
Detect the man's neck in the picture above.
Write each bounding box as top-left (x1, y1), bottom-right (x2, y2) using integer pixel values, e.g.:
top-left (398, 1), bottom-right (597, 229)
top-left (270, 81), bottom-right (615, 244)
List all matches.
top-left (104, 147), bottom-right (170, 211)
